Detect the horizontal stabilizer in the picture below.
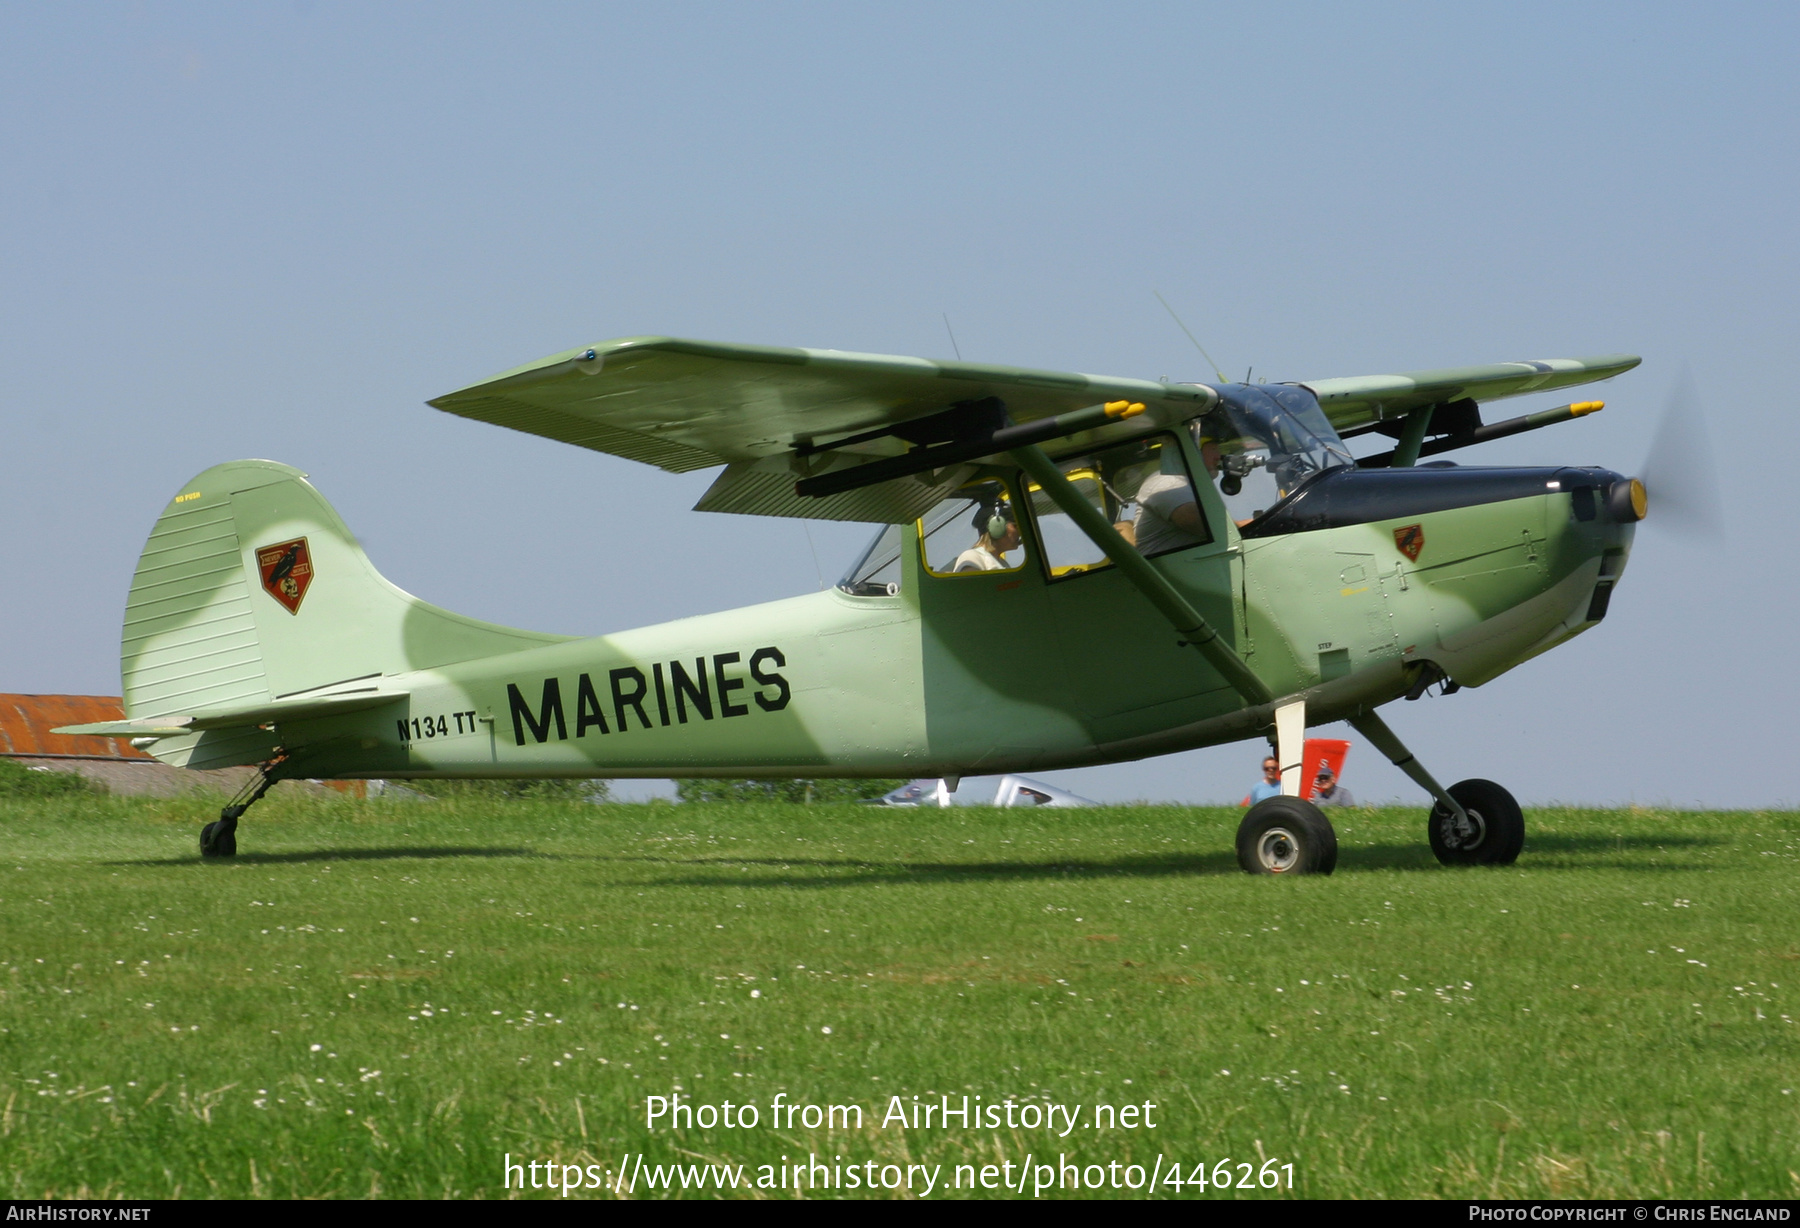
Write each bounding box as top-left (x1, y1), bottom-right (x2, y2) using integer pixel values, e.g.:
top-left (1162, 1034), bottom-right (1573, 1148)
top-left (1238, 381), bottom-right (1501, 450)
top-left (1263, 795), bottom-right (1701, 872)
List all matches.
top-left (55, 688), bottom-right (409, 739)
top-left (53, 719), bottom-right (193, 739)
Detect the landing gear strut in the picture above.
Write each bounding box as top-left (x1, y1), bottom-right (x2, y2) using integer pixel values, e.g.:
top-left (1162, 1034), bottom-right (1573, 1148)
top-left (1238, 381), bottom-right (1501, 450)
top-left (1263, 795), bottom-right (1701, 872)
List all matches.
top-left (200, 755), bottom-right (287, 860)
top-left (1349, 711), bottom-right (1524, 866)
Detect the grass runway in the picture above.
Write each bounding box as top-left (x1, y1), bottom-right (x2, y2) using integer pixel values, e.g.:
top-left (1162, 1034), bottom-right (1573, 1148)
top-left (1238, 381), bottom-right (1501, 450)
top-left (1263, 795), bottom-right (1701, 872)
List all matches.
top-left (1, 793), bottom-right (1796, 1199)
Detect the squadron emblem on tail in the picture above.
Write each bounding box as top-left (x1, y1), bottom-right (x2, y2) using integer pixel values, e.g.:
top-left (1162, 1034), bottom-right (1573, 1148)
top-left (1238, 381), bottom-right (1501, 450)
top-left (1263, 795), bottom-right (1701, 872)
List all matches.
top-left (256, 537), bottom-right (313, 613)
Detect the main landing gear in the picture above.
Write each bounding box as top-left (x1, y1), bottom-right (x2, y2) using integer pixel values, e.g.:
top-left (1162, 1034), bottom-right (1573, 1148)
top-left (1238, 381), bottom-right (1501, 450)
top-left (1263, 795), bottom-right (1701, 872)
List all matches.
top-left (1236, 698), bottom-right (1341, 875)
top-left (200, 756), bottom-right (287, 860)
top-left (1232, 703), bottom-right (1525, 876)
top-left (1236, 795), bottom-right (1339, 875)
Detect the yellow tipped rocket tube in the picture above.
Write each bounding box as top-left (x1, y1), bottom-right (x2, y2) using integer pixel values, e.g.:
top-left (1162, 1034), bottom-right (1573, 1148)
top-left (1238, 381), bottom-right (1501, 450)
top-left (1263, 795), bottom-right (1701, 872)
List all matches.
top-left (1359, 401), bottom-right (1606, 468)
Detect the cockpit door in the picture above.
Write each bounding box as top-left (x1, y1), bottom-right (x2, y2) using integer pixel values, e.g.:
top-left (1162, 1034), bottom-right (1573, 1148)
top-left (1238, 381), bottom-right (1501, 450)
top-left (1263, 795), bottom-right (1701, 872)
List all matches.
top-left (1029, 431), bottom-right (1241, 741)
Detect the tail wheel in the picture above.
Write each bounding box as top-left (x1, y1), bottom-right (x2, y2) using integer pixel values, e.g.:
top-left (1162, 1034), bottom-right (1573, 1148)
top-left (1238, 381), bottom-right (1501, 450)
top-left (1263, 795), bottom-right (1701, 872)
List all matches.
top-left (1429, 778), bottom-right (1523, 866)
top-left (1236, 796), bottom-right (1338, 876)
top-left (200, 818), bottom-right (237, 859)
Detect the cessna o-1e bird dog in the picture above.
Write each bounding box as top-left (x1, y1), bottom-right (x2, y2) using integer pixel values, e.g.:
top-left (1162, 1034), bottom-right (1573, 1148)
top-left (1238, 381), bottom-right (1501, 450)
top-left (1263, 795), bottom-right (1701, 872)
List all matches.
top-left (61, 337), bottom-right (1648, 874)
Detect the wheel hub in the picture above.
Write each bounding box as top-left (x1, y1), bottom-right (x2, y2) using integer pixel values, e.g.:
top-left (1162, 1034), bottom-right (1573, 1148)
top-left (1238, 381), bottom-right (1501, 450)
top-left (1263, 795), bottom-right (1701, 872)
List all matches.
top-left (1439, 806), bottom-right (1486, 851)
top-left (1257, 827), bottom-right (1301, 873)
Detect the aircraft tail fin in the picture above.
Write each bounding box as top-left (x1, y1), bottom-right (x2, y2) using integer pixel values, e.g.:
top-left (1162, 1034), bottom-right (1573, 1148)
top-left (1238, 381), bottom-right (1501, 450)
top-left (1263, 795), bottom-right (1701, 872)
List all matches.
top-left (118, 460), bottom-right (571, 767)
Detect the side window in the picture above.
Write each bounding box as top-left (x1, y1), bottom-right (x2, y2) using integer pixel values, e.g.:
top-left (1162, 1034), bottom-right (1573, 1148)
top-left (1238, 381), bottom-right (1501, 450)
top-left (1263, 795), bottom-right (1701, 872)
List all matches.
top-left (920, 479), bottom-right (1026, 577)
top-left (1030, 433), bottom-right (1213, 579)
top-left (1028, 468), bottom-right (1110, 575)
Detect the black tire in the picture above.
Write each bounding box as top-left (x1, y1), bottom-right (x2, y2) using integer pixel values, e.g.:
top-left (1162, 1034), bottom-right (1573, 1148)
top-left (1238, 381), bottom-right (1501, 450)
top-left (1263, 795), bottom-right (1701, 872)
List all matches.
top-left (200, 819), bottom-right (237, 859)
top-left (1236, 796), bottom-right (1338, 876)
top-left (1428, 778), bottom-right (1523, 866)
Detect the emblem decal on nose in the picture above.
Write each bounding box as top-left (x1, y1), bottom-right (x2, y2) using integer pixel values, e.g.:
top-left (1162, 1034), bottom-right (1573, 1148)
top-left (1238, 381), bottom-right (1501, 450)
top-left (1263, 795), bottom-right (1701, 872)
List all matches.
top-left (256, 537), bottom-right (314, 614)
top-left (1393, 524), bottom-right (1425, 562)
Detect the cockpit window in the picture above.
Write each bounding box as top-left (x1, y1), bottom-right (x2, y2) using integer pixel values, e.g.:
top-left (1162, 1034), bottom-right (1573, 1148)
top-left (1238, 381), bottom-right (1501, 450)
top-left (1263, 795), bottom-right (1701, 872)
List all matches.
top-left (921, 480), bottom-right (1025, 576)
top-left (837, 478), bottom-right (1027, 596)
top-left (1198, 384), bottom-right (1355, 524)
top-left (1030, 432), bottom-right (1212, 579)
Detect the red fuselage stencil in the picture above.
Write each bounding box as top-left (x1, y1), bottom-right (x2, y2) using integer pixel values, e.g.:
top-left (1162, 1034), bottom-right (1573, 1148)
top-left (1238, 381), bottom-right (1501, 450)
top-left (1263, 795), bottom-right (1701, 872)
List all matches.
top-left (256, 537), bottom-right (314, 614)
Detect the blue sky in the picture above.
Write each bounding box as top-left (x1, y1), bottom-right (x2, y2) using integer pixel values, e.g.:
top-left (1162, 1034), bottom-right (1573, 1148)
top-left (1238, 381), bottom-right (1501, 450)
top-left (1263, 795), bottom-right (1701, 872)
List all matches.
top-left (3, 2), bottom-right (1794, 805)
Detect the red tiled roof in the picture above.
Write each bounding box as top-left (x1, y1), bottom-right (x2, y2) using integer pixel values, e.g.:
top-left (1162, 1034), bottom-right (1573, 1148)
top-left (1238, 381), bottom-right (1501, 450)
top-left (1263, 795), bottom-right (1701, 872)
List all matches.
top-left (0, 694), bottom-right (152, 760)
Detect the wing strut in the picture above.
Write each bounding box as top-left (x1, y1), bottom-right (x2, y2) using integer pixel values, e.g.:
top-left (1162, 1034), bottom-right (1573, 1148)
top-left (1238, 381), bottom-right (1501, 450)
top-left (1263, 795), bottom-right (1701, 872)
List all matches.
top-left (1008, 444), bottom-right (1273, 709)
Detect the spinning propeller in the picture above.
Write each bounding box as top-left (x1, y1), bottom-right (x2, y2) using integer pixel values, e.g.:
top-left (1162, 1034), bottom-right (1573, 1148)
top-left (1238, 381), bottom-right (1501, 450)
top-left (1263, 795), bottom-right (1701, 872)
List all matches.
top-left (1638, 368), bottom-right (1724, 538)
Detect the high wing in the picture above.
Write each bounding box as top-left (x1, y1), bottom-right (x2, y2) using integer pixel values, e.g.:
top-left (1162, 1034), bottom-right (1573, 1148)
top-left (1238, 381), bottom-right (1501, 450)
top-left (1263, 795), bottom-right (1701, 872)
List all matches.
top-left (428, 337), bottom-right (1640, 523)
top-left (1302, 355), bottom-right (1641, 435)
top-left (428, 336), bottom-right (1211, 523)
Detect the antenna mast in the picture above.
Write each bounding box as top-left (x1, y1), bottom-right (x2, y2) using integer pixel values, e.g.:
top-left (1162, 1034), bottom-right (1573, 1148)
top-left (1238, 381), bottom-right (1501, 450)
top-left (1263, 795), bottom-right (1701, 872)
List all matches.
top-left (1153, 290), bottom-right (1228, 384)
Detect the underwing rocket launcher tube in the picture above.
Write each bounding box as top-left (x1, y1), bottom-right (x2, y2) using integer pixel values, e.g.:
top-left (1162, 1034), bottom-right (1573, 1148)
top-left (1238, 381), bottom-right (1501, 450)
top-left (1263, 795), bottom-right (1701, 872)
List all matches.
top-left (1009, 443), bottom-right (1274, 709)
top-left (1347, 710), bottom-right (1470, 822)
top-left (1357, 401), bottom-right (1606, 469)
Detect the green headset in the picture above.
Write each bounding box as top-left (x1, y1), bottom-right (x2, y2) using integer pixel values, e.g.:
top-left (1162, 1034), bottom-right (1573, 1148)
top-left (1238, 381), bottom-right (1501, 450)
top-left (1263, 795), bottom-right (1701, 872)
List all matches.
top-left (973, 500), bottom-right (1014, 541)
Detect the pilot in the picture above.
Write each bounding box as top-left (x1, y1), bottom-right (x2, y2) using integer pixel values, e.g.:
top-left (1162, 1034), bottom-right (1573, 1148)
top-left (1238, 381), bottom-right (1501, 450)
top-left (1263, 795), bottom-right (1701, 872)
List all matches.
top-left (953, 502), bottom-right (1021, 572)
top-left (1132, 444), bottom-right (1208, 556)
top-left (1198, 434), bottom-right (1223, 480)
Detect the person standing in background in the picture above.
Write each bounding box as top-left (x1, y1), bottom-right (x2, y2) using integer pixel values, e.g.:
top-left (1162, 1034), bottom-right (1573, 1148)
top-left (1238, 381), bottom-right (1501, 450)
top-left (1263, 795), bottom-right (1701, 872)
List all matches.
top-left (1247, 754), bottom-right (1282, 805)
top-left (1312, 766), bottom-right (1354, 807)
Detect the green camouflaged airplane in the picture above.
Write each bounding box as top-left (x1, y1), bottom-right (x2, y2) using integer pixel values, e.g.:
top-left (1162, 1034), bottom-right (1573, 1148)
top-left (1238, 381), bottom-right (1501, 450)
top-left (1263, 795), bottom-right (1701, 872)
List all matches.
top-left (59, 337), bottom-right (1645, 874)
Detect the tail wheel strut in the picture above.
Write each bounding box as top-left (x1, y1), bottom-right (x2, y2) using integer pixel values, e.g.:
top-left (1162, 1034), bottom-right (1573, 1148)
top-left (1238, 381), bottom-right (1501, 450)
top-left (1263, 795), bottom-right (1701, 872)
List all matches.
top-left (200, 753), bottom-right (288, 860)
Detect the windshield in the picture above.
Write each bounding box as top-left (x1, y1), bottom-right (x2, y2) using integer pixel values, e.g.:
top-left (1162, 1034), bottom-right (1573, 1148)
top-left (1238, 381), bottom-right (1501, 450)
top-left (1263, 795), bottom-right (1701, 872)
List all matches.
top-left (1198, 383), bottom-right (1354, 523)
top-left (838, 524), bottom-right (903, 596)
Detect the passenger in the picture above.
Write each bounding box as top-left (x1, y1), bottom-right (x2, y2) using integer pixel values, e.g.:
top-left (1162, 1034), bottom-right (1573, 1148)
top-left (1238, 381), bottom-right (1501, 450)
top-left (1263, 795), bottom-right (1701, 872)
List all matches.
top-left (953, 503), bottom-right (1021, 572)
top-left (1132, 445), bottom-right (1208, 556)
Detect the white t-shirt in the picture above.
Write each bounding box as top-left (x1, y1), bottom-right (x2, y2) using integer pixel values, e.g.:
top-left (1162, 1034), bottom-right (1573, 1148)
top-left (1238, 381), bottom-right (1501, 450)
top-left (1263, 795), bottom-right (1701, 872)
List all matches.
top-left (1133, 473), bottom-right (1206, 556)
top-left (953, 546), bottom-right (1009, 572)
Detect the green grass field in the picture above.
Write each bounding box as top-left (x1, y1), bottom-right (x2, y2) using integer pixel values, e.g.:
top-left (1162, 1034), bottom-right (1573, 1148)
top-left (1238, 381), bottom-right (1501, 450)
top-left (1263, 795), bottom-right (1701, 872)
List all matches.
top-left (1, 791), bottom-right (1796, 1199)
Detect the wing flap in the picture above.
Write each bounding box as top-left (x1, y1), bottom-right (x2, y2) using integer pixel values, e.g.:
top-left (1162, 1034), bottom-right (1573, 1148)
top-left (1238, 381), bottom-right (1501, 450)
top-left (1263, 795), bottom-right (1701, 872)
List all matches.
top-left (442, 394), bottom-right (722, 473)
top-left (693, 458), bottom-right (973, 524)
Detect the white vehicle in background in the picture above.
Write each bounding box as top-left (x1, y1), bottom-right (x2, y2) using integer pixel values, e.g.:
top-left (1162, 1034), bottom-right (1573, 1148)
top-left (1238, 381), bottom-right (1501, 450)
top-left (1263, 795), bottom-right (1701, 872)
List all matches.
top-left (873, 775), bottom-right (1095, 808)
